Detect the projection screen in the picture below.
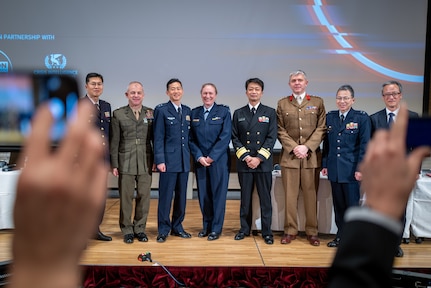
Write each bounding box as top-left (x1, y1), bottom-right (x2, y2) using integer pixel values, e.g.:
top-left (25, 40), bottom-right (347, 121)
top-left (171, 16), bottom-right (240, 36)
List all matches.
top-left (0, 0), bottom-right (428, 118)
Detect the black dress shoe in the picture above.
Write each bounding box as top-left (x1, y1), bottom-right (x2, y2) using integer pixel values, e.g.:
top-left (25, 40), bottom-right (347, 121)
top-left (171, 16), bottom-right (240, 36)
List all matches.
top-left (96, 231), bottom-right (112, 241)
top-left (396, 246), bottom-right (404, 257)
top-left (123, 233), bottom-right (134, 244)
top-left (198, 230), bottom-right (209, 238)
top-left (207, 232), bottom-right (220, 241)
top-left (171, 231), bottom-right (192, 238)
top-left (156, 234), bottom-right (167, 243)
top-left (263, 235), bottom-right (274, 245)
top-left (234, 232), bottom-right (249, 240)
top-left (135, 232), bottom-right (148, 242)
top-left (327, 237), bottom-right (340, 248)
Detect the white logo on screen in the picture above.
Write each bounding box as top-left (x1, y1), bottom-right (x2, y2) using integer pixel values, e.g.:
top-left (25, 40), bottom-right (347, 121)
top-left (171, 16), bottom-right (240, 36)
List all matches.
top-left (44, 54), bottom-right (67, 69)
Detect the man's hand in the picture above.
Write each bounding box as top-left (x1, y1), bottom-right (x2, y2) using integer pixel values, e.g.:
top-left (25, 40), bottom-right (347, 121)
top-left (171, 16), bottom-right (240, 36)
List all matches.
top-left (11, 102), bottom-right (108, 287)
top-left (293, 145), bottom-right (309, 159)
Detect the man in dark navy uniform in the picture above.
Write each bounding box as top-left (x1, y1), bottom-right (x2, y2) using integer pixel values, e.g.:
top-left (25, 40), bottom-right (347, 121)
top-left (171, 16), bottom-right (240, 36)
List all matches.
top-left (82, 72), bottom-right (112, 241)
top-left (322, 84), bottom-right (371, 248)
top-left (370, 80), bottom-right (419, 257)
top-left (189, 83), bottom-right (231, 241)
top-left (231, 78), bottom-right (277, 245)
top-left (153, 78), bottom-right (191, 243)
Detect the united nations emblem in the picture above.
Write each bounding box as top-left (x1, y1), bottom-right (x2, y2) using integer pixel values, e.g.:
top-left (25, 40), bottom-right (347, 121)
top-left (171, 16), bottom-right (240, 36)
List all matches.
top-left (0, 50), bottom-right (13, 73)
top-left (44, 54), bottom-right (67, 69)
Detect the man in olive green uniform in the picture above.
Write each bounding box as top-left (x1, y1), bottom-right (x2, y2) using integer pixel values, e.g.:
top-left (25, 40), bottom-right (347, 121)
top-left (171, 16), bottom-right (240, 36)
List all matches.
top-left (276, 70), bottom-right (326, 246)
top-left (110, 81), bottom-right (154, 244)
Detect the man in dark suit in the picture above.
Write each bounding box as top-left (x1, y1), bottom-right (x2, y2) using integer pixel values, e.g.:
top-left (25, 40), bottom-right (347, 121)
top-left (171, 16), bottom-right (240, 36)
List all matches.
top-left (329, 105), bottom-right (430, 288)
top-left (110, 81), bottom-right (154, 244)
top-left (190, 83), bottom-right (232, 241)
top-left (322, 85), bottom-right (371, 248)
top-left (370, 80), bottom-right (419, 257)
top-left (231, 78), bottom-right (277, 245)
top-left (82, 72), bottom-right (112, 241)
top-left (153, 78), bottom-right (191, 243)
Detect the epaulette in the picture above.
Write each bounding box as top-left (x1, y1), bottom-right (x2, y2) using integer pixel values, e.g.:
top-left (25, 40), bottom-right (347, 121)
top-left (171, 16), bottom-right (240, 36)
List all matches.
top-left (155, 103), bottom-right (166, 108)
top-left (354, 110), bottom-right (368, 115)
top-left (143, 106), bottom-right (154, 111)
top-left (327, 110), bottom-right (338, 115)
top-left (114, 105), bottom-right (128, 112)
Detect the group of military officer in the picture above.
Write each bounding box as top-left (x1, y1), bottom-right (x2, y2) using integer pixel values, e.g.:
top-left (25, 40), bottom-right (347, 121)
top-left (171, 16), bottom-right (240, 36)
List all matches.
top-left (84, 70), bottom-right (416, 256)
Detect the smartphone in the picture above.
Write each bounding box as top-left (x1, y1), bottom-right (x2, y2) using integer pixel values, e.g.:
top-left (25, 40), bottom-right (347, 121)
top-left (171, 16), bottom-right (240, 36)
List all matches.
top-left (0, 73), bottom-right (79, 151)
top-left (406, 117), bottom-right (431, 149)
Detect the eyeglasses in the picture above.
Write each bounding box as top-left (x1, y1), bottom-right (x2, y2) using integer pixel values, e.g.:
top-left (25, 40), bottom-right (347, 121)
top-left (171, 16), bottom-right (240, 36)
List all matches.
top-left (335, 97), bottom-right (352, 101)
top-left (88, 82), bottom-right (103, 87)
top-left (383, 92), bottom-right (401, 97)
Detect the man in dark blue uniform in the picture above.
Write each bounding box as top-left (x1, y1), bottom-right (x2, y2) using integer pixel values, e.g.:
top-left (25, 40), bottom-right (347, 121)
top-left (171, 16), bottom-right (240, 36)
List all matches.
top-left (82, 72), bottom-right (112, 241)
top-left (322, 84), bottom-right (371, 248)
top-left (232, 78), bottom-right (277, 245)
top-left (189, 83), bottom-right (231, 241)
top-left (153, 78), bottom-right (191, 243)
top-left (370, 80), bottom-right (419, 257)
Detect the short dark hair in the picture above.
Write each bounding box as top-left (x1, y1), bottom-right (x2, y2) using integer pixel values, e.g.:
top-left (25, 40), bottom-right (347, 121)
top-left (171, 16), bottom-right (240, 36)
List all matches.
top-left (166, 78), bottom-right (182, 90)
top-left (245, 78), bottom-right (264, 91)
top-left (337, 84), bottom-right (355, 98)
top-left (85, 72), bottom-right (103, 84)
top-left (382, 80), bottom-right (402, 95)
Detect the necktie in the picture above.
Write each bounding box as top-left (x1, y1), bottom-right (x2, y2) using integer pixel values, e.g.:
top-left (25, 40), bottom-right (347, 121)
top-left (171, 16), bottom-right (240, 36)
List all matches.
top-left (134, 110), bottom-right (140, 120)
top-left (204, 109), bottom-right (209, 121)
top-left (340, 114), bottom-right (345, 123)
top-left (178, 106), bottom-right (182, 119)
top-left (251, 107), bottom-right (256, 115)
top-left (388, 112), bottom-right (395, 127)
top-left (297, 96), bottom-right (302, 104)
top-left (95, 103), bottom-right (100, 111)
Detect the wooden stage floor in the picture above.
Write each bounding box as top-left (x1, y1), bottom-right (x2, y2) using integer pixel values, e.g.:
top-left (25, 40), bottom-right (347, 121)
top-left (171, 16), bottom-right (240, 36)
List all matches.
top-left (1, 198), bottom-right (430, 268)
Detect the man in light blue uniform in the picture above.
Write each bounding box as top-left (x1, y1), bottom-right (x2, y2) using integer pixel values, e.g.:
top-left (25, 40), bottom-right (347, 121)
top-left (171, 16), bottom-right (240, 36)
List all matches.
top-left (189, 83), bottom-right (231, 241)
top-left (322, 84), bottom-right (371, 248)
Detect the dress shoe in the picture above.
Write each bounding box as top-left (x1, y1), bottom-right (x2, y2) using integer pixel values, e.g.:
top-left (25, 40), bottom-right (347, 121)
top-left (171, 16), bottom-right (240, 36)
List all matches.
top-left (263, 235), bottom-right (274, 245)
top-left (234, 232), bottom-right (249, 240)
top-left (280, 234), bottom-right (296, 244)
top-left (96, 231), bottom-right (112, 241)
top-left (207, 232), bottom-right (220, 241)
top-left (156, 234), bottom-right (167, 243)
top-left (171, 231), bottom-right (192, 238)
top-left (327, 237), bottom-right (340, 248)
top-left (135, 232), bottom-right (148, 242)
top-left (198, 230), bottom-right (209, 238)
top-left (123, 233), bottom-right (134, 244)
top-left (396, 246), bottom-right (404, 257)
top-left (307, 235), bottom-right (320, 246)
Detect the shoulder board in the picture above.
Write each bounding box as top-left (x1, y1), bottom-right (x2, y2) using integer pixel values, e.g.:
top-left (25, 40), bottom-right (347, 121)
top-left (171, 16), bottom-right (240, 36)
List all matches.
top-left (353, 110), bottom-right (368, 115)
top-left (155, 103), bottom-right (166, 108)
top-left (142, 106), bottom-right (154, 111)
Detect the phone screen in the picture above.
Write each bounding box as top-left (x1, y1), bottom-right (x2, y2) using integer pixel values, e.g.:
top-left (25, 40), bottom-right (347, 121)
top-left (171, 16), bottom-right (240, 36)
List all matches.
top-left (406, 117), bottom-right (431, 149)
top-left (0, 73), bottom-right (79, 150)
